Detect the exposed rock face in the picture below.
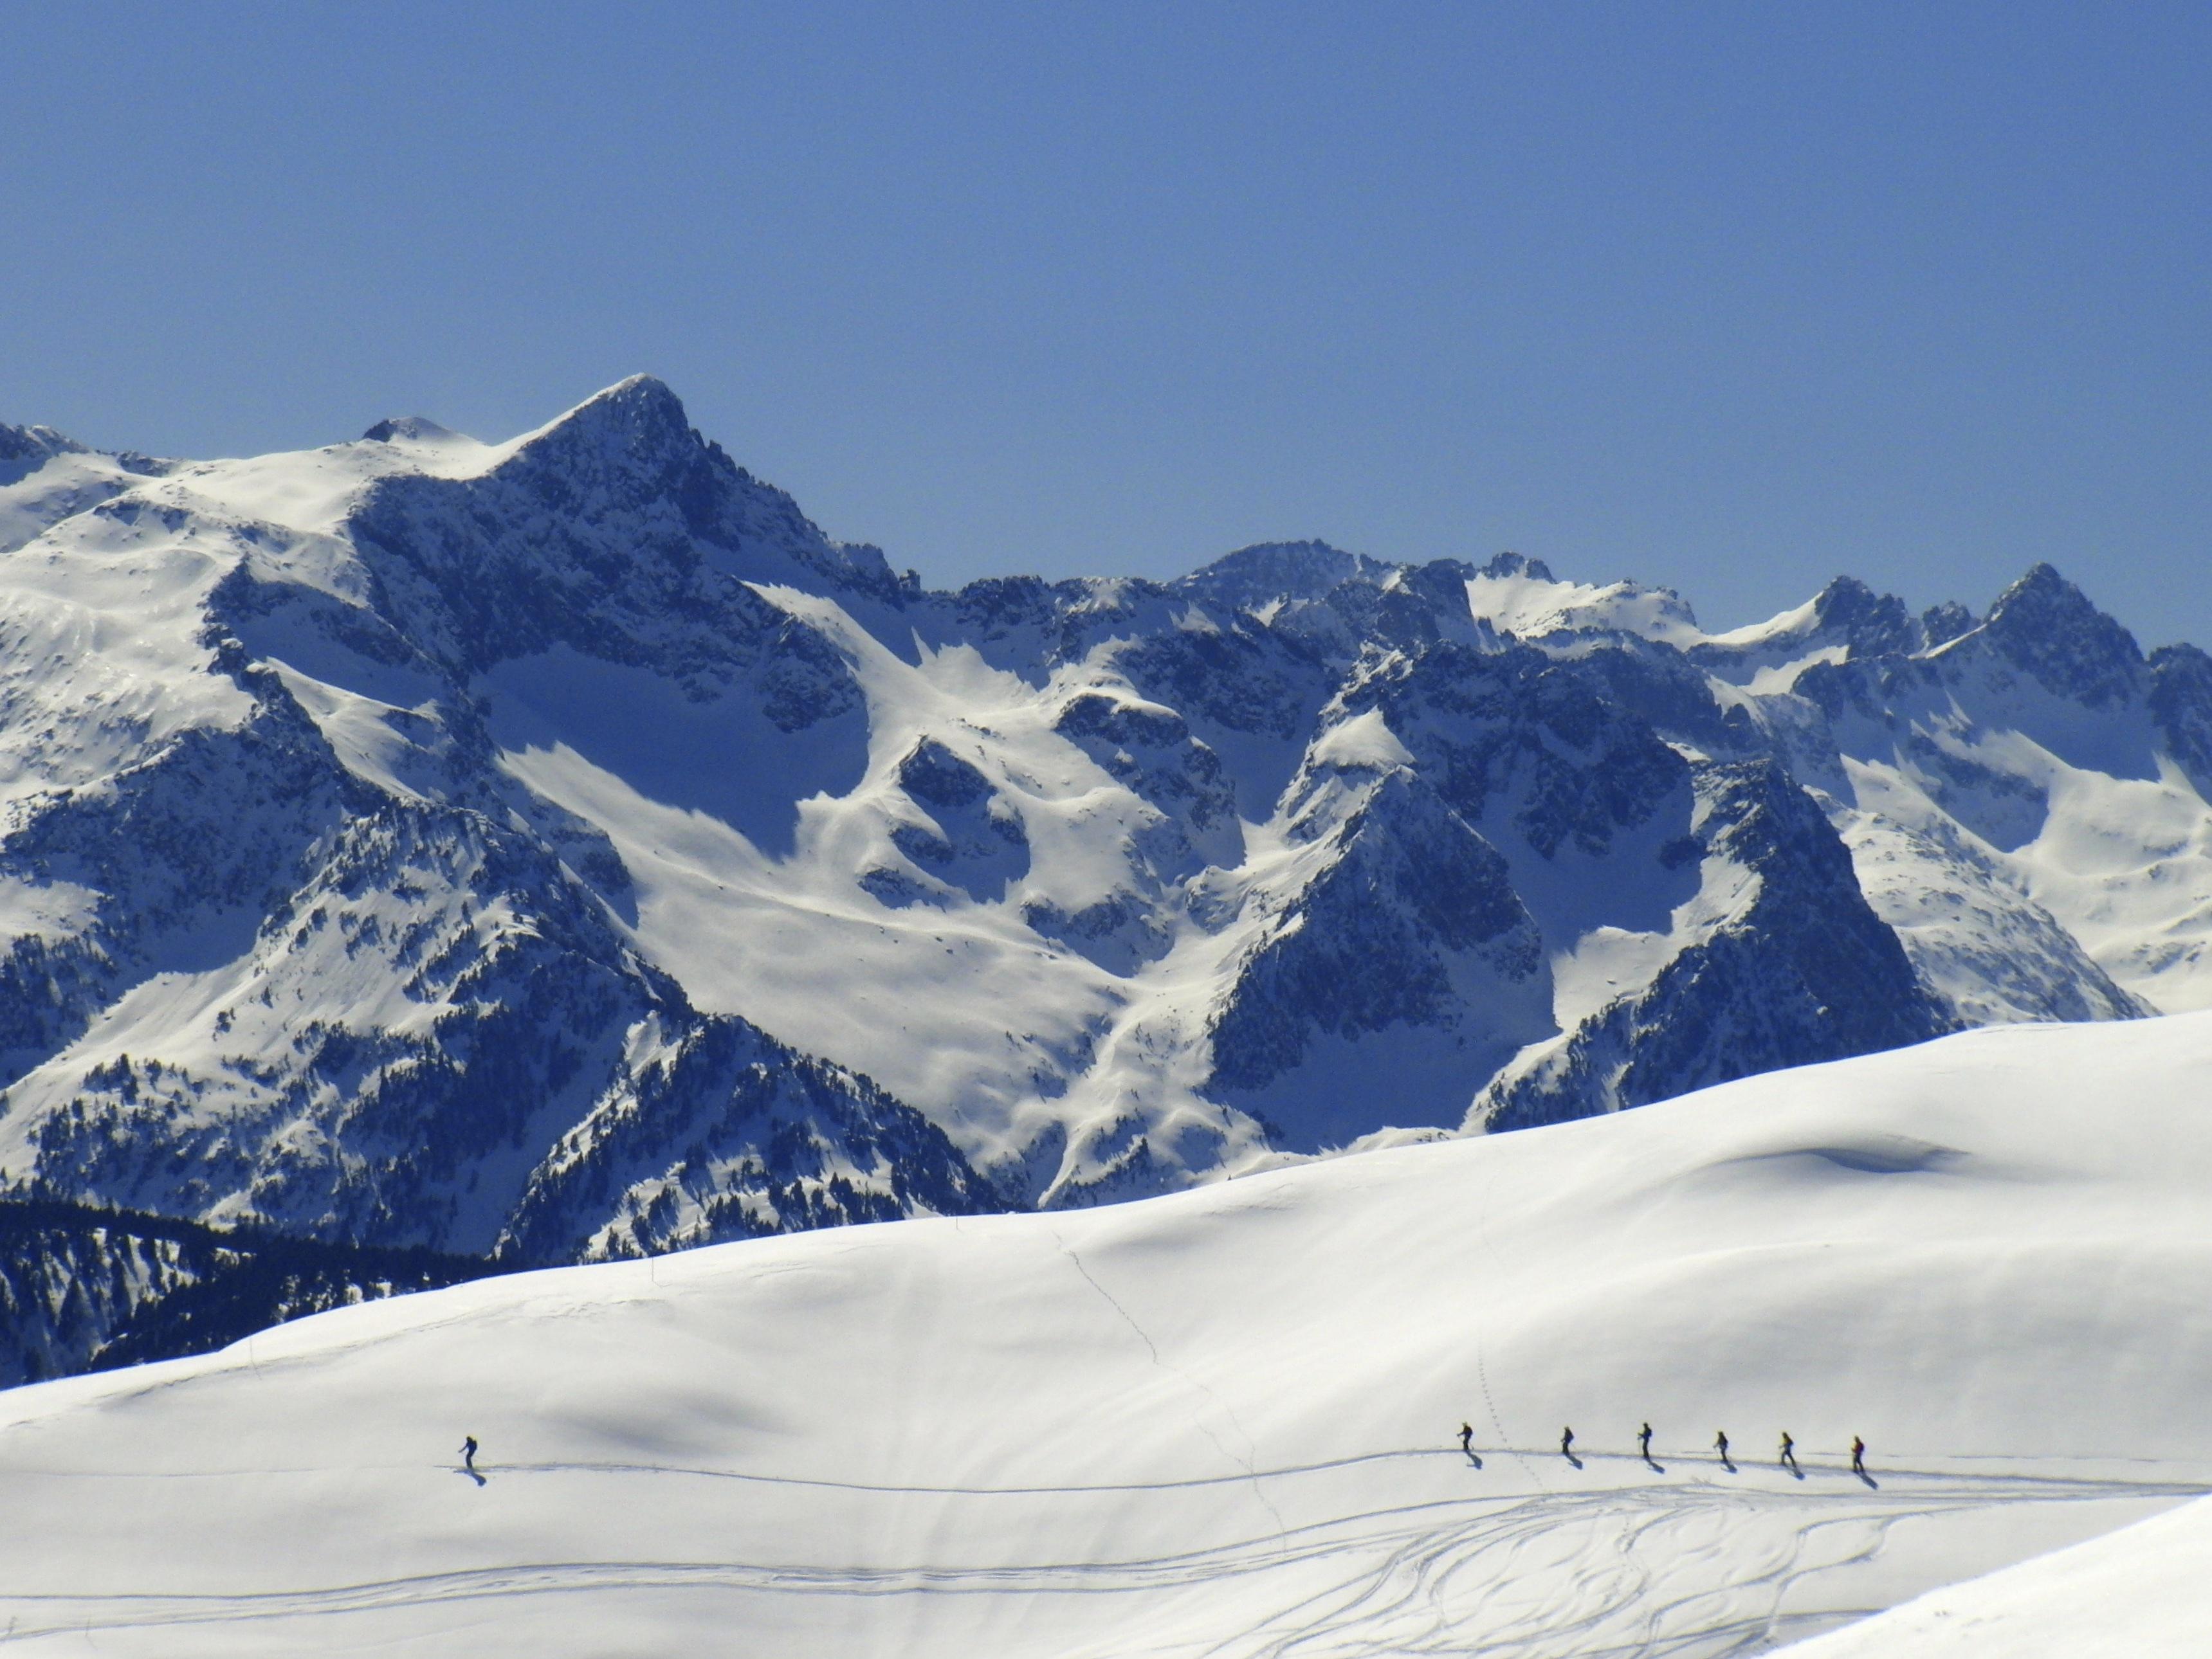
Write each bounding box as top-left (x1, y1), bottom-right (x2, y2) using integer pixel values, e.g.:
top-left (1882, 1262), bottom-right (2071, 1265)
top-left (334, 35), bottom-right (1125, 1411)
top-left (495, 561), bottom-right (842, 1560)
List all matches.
top-left (1479, 762), bottom-right (1953, 1130)
top-left (5, 376), bottom-right (2209, 1380)
top-left (500, 1015), bottom-right (1000, 1264)
top-left (1207, 767), bottom-right (1549, 1148)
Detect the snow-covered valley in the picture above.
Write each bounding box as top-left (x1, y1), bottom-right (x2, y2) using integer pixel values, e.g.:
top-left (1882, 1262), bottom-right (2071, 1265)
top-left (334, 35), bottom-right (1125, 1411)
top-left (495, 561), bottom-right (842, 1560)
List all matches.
top-left (3, 1011), bottom-right (2208, 1654)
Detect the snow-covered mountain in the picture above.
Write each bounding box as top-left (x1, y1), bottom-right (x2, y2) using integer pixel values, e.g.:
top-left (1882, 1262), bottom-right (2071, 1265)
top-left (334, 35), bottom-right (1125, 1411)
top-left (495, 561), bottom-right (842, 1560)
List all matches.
top-left (4, 377), bottom-right (2210, 1287)
top-left (5, 1011), bottom-right (2209, 1654)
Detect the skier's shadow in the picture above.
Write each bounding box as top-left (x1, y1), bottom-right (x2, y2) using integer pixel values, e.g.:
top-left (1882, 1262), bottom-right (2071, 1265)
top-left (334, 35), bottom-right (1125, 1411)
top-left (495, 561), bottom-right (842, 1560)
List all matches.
top-left (1719, 1456), bottom-right (1737, 1474)
top-left (1563, 1453), bottom-right (1584, 1470)
top-left (1786, 1464), bottom-right (1805, 1482)
top-left (1464, 1452), bottom-right (1483, 1469)
top-left (1643, 1456), bottom-right (1667, 1474)
top-left (1857, 1471), bottom-right (1879, 1490)
top-left (456, 1466), bottom-right (487, 1488)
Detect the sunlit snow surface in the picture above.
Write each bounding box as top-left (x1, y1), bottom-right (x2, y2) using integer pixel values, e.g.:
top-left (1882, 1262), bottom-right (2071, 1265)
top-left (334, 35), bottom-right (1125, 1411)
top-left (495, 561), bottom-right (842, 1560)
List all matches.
top-left (3, 1013), bottom-right (2208, 1656)
top-left (1783, 1486), bottom-right (2212, 1657)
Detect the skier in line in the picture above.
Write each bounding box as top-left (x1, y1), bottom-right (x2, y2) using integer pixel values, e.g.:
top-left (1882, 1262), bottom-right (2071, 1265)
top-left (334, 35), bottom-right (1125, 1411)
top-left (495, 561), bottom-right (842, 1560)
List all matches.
top-left (461, 1435), bottom-right (479, 1474)
top-left (1560, 1426), bottom-right (1575, 1460)
top-left (1459, 1422), bottom-right (1474, 1457)
top-left (1778, 1431), bottom-right (1799, 1474)
top-left (1638, 1422), bottom-right (1654, 1462)
top-left (1851, 1436), bottom-right (1867, 1477)
top-left (1714, 1429), bottom-right (1732, 1465)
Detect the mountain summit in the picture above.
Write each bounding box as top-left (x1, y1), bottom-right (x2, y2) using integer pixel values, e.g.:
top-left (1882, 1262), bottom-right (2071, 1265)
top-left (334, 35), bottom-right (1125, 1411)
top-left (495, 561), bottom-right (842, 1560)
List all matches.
top-left (3, 378), bottom-right (2209, 1371)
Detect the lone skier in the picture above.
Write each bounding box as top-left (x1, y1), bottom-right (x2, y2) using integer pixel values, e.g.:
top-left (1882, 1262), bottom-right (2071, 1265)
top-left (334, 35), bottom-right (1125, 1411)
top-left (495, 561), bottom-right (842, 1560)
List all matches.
top-left (1459, 1422), bottom-right (1474, 1457)
top-left (1638, 1422), bottom-right (1654, 1462)
top-left (1560, 1426), bottom-right (1575, 1460)
top-left (1851, 1435), bottom-right (1867, 1478)
top-left (1778, 1431), bottom-right (1798, 1474)
top-left (461, 1435), bottom-right (479, 1474)
top-left (1714, 1429), bottom-right (1732, 1465)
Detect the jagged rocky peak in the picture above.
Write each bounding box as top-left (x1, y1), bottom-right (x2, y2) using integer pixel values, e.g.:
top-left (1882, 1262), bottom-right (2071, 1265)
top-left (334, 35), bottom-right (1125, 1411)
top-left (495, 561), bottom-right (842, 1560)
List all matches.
top-left (334, 376), bottom-right (916, 681)
top-left (2146, 641), bottom-right (2212, 797)
top-left (541, 372), bottom-right (690, 445)
top-left (493, 374), bottom-right (716, 503)
top-left (0, 423), bottom-right (87, 466)
top-left (1176, 539), bottom-right (1394, 612)
top-left (1481, 550), bottom-right (1557, 581)
top-left (360, 415), bottom-right (463, 444)
top-left (1806, 576), bottom-right (1919, 657)
top-left (1977, 563), bottom-right (2145, 707)
top-left (1691, 576), bottom-right (1917, 684)
top-left (445, 374), bottom-right (900, 597)
top-left (1921, 599), bottom-right (1977, 648)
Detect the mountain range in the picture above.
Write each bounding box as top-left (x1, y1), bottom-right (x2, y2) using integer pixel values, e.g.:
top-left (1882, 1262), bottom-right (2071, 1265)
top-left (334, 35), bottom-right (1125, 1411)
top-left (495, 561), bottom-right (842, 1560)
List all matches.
top-left (3, 376), bottom-right (2208, 1372)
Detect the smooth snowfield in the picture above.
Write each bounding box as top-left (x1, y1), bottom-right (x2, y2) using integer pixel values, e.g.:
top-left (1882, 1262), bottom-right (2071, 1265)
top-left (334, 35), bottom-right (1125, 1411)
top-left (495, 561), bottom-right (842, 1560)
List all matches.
top-left (1779, 1485), bottom-right (2212, 1656)
top-left (3, 1016), bottom-right (2210, 1657)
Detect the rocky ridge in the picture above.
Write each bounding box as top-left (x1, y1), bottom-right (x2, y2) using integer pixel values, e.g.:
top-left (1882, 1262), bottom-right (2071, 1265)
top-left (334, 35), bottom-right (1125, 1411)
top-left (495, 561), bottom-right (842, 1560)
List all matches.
top-left (5, 381), bottom-right (2211, 1378)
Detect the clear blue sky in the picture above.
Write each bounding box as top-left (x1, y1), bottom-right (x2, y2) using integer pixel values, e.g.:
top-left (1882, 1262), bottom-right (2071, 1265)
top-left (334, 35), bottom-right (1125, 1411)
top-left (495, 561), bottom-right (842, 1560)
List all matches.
top-left (6, 3), bottom-right (2208, 644)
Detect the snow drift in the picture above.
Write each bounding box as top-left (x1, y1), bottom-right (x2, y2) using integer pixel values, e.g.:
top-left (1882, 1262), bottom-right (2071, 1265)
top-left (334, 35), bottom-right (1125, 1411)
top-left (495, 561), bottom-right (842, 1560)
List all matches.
top-left (1, 1011), bottom-right (2206, 1654)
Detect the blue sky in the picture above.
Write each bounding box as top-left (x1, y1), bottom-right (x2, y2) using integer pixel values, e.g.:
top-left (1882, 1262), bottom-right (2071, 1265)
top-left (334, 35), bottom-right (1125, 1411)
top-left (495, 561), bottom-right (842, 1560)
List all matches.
top-left (5, 3), bottom-right (2207, 643)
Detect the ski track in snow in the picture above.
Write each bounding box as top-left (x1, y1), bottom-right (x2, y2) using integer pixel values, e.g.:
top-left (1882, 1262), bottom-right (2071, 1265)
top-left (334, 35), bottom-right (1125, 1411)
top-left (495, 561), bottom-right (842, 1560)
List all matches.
top-left (8, 1014), bottom-right (2212, 1655)
top-left (1050, 1225), bottom-right (1295, 1555)
top-left (0, 1455), bottom-right (2197, 1654)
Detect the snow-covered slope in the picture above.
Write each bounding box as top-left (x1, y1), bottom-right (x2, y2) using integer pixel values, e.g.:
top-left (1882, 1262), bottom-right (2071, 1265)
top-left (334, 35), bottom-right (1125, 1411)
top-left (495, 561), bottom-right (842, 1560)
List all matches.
top-left (1778, 1489), bottom-right (2212, 1656)
top-left (2, 1013), bottom-right (2207, 1655)
top-left (6, 377), bottom-right (2212, 1300)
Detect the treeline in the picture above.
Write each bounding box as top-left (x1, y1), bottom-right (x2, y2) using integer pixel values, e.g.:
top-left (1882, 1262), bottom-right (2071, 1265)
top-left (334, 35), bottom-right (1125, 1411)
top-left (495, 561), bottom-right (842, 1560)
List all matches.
top-left (0, 1195), bottom-right (507, 1388)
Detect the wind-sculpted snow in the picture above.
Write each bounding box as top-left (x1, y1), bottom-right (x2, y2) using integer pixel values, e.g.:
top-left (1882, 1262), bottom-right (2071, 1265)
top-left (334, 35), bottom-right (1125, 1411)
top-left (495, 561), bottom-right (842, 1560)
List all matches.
top-left (6, 376), bottom-right (2212, 1373)
top-left (3, 1017), bottom-right (2209, 1654)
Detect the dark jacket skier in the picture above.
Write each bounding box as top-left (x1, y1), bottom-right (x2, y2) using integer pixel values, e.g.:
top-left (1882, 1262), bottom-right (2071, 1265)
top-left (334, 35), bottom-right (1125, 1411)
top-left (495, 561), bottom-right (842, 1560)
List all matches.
top-left (1851, 1436), bottom-right (1867, 1476)
top-left (1459, 1422), bottom-right (1474, 1456)
top-left (1714, 1429), bottom-right (1730, 1462)
top-left (1778, 1431), bottom-right (1798, 1473)
top-left (1638, 1422), bottom-right (1654, 1460)
top-left (462, 1435), bottom-right (478, 1472)
top-left (1560, 1426), bottom-right (1575, 1459)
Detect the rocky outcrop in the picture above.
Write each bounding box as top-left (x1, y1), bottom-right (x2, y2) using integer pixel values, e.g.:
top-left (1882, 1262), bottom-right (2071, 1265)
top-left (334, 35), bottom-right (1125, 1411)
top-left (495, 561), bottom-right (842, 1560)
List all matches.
top-left (2, 377), bottom-right (2199, 1384)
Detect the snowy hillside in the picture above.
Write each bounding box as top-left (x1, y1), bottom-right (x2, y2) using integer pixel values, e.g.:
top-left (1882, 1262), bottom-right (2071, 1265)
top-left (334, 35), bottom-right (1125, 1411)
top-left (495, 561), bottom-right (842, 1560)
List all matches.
top-left (1781, 1488), bottom-right (2212, 1656)
top-left (5, 377), bottom-right (2212, 1321)
top-left (1, 1013), bottom-right (2207, 1655)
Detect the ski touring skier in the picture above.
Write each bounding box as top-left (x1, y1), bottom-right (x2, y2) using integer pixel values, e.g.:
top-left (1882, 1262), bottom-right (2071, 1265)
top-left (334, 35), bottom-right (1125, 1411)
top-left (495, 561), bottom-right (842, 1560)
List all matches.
top-left (461, 1435), bottom-right (478, 1474)
top-left (1714, 1429), bottom-right (1731, 1464)
top-left (1638, 1422), bottom-right (1654, 1462)
top-left (1778, 1431), bottom-right (1798, 1474)
top-left (1851, 1436), bottom-right (1867, 1477)
top-left (1459, 1423), bottom-right (1474, 1457)
top-left (1560, 1426), bottom-right (1575, 1460)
